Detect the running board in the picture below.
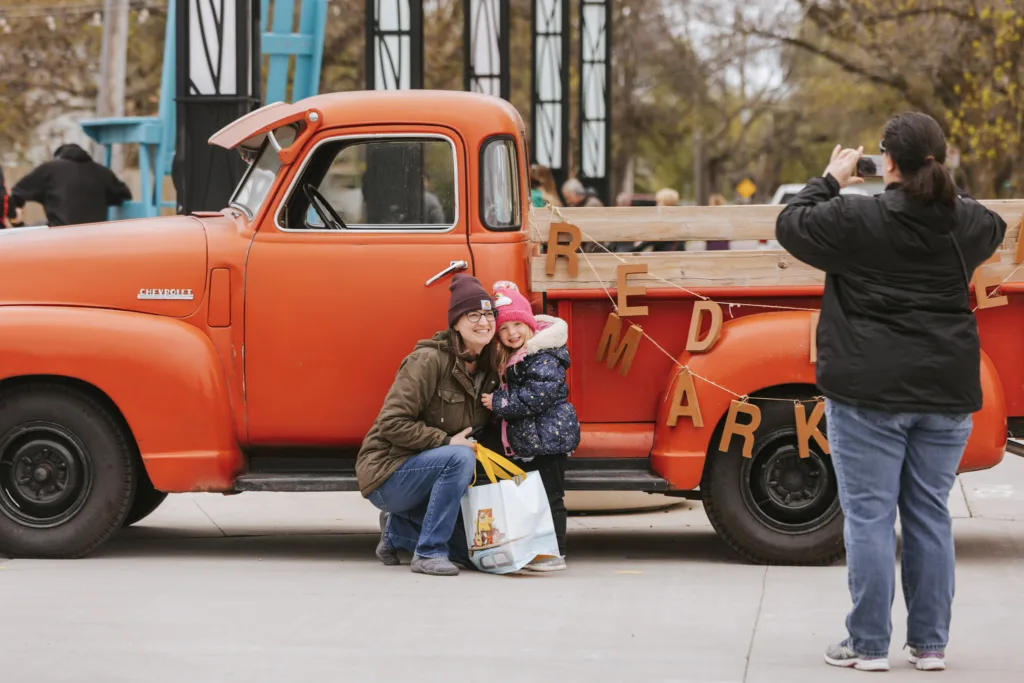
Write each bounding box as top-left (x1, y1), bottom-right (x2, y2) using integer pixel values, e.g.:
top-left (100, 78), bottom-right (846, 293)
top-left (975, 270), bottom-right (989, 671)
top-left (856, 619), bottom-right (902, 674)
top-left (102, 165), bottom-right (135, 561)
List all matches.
top-left (234, 459), bottom-right (672, 493)
top-left (1008, 440), bottom-right (1024, 458)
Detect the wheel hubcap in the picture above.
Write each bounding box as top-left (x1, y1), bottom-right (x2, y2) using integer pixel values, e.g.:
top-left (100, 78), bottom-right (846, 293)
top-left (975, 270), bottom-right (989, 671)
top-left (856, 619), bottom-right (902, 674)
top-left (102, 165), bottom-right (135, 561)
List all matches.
top-left (0, 423), bottom-right (93, 528)
top-left (740, 428), bottom-right (840, 535)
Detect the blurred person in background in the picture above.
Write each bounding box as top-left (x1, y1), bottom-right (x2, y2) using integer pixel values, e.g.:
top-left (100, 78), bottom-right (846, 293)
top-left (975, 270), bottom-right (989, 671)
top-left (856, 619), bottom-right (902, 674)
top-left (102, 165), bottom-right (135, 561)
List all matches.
top-left (530, 164), bottom-right (563, 208)
top-left (9, 143), bottom-right (132, 227)
top-left (705, 193), bottom-right (731, 250)
top-left (652, 188), bottom-right (682, 252)
top-left (776, 112), bottom-right (1006, 673)
top-left (561, 178), bottom-right (603, 208)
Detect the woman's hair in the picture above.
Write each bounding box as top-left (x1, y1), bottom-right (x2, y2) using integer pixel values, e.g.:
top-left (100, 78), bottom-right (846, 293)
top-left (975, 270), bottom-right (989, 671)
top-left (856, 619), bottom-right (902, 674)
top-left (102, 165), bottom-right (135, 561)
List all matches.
top-left (531, 164), bottom-right (559, 197)
top-left (881, 112), bottom-right (957, 208)
top-left (449, 329), bottom-right (480, 365)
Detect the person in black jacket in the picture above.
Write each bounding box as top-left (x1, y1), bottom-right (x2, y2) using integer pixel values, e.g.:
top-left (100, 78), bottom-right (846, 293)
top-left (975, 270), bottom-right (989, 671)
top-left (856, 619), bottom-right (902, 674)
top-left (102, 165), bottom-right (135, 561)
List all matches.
top-left (9, 143), bottom-right (132, 226)
top-left (777, 112), bottom-right (1006, 673)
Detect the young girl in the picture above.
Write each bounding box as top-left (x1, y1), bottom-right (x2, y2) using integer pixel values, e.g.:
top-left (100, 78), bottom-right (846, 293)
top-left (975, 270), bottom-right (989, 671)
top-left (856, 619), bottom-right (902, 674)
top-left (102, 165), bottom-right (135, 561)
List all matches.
top-left (481, 281), bottom-right (580, 572)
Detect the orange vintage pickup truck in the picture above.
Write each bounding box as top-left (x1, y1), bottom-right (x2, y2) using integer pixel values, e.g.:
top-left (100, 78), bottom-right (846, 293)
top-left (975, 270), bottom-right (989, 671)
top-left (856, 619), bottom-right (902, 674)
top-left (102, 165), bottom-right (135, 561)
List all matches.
top-left (1, 91), bottom-right (1021, 564)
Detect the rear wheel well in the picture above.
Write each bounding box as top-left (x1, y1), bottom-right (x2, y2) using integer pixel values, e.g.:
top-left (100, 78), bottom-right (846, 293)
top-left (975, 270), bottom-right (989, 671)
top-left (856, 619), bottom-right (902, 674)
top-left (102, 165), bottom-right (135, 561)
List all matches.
top-left (0, 375), bottom-right (145, 479)
top-left (700, 382), bottom-right (820, 481)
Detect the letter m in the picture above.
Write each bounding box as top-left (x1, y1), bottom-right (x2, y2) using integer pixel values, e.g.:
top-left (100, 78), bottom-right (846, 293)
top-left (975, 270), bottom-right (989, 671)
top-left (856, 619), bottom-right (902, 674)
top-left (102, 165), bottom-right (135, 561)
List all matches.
top-left (596, 312), bottom-right (643, 377)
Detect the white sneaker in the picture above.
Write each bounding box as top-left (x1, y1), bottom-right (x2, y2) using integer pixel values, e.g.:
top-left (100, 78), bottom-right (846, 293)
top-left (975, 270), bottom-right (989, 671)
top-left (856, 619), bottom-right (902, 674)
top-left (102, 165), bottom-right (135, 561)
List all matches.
top-left (524, 556), bottom-right (567, 572)
top-left (824, 641), bottom-right (890, 671)
top-left (908, 648), bottom-right (946, 671)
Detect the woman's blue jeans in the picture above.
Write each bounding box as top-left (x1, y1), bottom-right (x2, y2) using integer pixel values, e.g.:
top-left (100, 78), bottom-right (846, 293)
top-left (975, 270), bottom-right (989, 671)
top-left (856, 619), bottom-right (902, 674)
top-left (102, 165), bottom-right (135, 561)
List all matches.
top-left (825, 399), bottom-right (972, 657)
top-left (367, 445), bottom-right (475, 562)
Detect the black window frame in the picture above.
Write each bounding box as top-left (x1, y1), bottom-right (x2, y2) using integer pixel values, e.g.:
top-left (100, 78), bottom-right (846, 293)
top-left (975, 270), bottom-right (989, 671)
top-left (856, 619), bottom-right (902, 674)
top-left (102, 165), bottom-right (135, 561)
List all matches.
top-left (479, 134), bottom-right (523, 232)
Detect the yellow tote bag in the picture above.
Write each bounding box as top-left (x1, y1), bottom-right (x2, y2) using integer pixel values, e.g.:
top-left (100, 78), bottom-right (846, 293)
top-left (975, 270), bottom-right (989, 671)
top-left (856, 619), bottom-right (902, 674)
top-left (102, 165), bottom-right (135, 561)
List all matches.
top-left (472, 443), bottom-right (527, 486)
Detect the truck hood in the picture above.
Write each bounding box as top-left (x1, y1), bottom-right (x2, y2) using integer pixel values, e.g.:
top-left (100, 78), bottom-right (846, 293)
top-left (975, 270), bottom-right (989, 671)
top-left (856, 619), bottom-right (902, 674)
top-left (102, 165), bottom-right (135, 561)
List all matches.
top-left (0, 217), bottom-right (207, 317)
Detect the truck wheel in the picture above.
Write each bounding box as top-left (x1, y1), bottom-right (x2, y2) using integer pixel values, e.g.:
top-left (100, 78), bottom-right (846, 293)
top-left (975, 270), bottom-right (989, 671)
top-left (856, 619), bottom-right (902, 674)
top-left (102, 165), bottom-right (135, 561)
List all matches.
top-left (702, 396), bottom-right (844, 565)
top-left (0, 385), bottom-right (135, 558)
top-left (123, 467), bottom-right (168, 527)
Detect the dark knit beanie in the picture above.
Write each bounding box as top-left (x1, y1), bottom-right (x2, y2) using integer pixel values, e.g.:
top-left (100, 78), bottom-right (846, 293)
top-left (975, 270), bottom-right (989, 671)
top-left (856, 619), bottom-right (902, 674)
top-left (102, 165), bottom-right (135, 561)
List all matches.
top-left (448, 274), bottom-right (493, 327)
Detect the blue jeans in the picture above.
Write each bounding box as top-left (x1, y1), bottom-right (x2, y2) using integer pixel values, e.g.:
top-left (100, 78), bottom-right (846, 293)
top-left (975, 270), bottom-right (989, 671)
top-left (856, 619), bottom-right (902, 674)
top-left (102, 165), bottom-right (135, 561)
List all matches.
top-left (367, 445), bottom-right (475, 562)
top-left (825, 399), bottom-right (972, 657)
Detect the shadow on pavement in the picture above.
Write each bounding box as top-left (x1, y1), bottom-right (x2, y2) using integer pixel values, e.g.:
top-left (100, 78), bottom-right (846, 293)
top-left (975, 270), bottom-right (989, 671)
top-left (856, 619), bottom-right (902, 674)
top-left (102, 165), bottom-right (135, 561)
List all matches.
top-left (96, 526), bottom-right (745, 565)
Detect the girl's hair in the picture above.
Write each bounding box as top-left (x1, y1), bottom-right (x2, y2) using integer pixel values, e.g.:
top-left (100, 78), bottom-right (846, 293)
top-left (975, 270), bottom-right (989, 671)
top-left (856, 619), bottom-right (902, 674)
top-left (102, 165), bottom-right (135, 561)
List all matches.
top-left (492, 325), bottom-right (534, 381)
top-left (881, 112), bottom-right (957, 208)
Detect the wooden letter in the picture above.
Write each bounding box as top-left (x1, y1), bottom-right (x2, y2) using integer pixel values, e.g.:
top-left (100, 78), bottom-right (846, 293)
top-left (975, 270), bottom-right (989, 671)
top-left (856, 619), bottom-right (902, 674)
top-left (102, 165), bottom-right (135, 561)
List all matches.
top-left (544, 222), bottom-right (582, 277)
top-left (719, 400), bottom-right (762, 458)
top-left (794, 401), bottom-right (830, 459)
top-left (596, 312), bottom-right (643, 376)
top-left (667, 369), bottom-right (703, 428)
top-left (616, 263), bottom-right (649, 317)
top-left (973, 254), bottom-right (1009, 309)
top-left (809, 311), bottom-right (820, 364)
top-left (686, 301), bottom-right (724, 353)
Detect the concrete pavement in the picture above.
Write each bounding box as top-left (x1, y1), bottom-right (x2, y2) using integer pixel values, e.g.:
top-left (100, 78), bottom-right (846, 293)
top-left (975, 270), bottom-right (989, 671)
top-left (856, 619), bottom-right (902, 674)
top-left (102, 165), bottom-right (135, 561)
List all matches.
top-left (2, 454), bottom-right (1023, 682)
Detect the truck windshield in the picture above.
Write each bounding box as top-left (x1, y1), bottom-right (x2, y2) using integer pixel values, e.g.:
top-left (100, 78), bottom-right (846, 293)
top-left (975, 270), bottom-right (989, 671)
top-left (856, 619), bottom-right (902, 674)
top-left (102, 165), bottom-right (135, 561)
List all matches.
top-left (230, 124), bottom-right (298, 219)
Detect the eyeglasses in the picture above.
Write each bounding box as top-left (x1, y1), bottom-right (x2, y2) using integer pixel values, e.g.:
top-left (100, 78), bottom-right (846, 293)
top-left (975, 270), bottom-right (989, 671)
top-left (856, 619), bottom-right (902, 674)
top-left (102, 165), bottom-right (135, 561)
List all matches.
top-left (465, 310), bottom-right (496, 323)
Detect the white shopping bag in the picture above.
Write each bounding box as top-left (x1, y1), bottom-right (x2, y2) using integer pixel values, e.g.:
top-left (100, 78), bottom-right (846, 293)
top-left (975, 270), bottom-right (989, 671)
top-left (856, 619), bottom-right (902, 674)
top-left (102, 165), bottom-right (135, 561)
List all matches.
top-left (460, 445), bottom-right (560, 575)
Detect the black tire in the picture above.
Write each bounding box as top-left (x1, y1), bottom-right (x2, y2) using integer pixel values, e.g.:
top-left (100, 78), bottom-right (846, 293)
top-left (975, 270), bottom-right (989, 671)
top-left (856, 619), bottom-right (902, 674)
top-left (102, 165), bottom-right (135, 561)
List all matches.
top-left (122, 466), bottom-right (168, 527)
top-left (702, 393), bottom-right (845, 565)
top-left (0, 384), bottom-right (136, 558)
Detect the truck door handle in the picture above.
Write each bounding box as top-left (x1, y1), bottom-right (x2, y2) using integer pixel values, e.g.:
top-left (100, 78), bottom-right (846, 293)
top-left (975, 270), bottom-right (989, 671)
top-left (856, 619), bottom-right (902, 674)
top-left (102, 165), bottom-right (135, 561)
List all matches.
top-left (425, 260), bottom-right (469, 286)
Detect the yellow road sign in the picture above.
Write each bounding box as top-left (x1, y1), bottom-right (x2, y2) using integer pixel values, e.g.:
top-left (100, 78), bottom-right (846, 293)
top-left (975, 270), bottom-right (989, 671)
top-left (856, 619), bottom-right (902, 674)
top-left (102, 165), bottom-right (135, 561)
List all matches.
top-left (736, 178), bottom-right (757, 199)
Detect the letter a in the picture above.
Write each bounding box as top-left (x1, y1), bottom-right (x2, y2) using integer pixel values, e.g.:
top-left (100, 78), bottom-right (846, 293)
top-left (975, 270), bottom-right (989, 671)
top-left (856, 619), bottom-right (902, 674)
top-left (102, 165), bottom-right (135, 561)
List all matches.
top-left (667, 369), bottom-right (703, 428)
top-left (794, 401), bottom-right (830, 459)
top-left (596, 312), bottom-right (643, 376)
top-left (719, 400), bottom-right (762, 458)
top-left (545, 222), bottom-right (583, 277)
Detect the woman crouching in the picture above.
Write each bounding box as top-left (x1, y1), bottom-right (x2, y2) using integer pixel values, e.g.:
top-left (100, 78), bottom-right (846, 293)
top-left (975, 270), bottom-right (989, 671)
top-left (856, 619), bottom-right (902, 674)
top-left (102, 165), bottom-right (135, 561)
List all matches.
top-left (356, 275), bottom-right (499, 576)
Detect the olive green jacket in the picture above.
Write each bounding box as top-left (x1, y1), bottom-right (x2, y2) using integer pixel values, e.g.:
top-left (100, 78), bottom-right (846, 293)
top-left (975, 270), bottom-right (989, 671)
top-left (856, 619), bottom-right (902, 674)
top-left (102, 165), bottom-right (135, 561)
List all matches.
top-left (356, 330), bottom-right (499, 496)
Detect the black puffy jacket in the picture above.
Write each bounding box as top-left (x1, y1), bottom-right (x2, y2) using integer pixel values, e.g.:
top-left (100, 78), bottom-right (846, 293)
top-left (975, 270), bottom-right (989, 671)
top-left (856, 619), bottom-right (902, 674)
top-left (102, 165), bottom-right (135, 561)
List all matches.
top-left (776, 174), bottom-right (1006, 414)
top-left (490, 315), bottom-right (581, 460)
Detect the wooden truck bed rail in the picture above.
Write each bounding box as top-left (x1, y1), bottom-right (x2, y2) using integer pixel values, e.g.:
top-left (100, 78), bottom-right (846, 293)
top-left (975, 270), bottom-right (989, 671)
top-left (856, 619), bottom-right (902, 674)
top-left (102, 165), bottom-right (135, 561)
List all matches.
top-left (529, 201), bottom-right (1024, 294)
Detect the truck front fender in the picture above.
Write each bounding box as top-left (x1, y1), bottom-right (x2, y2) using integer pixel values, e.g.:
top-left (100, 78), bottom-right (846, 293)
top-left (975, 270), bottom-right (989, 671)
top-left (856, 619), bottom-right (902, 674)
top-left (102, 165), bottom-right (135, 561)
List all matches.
top-left (0, 306), bottom-right (242, 492)
top-left (651, 310), bottom-right (1007, 489)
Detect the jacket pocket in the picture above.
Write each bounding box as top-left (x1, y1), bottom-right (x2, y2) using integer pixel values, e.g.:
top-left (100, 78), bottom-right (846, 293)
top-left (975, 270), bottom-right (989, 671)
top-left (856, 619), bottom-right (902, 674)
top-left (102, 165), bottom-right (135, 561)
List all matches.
top-left (438, 389), bottom-right (467, 430)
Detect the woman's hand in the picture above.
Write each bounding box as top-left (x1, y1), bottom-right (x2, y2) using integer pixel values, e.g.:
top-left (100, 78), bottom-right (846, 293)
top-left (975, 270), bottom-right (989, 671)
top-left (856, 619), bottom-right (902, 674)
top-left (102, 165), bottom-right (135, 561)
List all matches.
top-left (481, 393), bottom-right (493, 410)
top-left (449, 427), bottom-right (476, 448)
top-left (823, 144), bottom-right (866, 188)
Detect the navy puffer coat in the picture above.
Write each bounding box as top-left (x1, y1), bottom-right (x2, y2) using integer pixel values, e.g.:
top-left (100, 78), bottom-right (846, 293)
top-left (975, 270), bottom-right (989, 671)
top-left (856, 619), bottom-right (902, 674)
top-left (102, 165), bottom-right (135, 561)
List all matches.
top-left (490, 315), bottom-right (580, 460)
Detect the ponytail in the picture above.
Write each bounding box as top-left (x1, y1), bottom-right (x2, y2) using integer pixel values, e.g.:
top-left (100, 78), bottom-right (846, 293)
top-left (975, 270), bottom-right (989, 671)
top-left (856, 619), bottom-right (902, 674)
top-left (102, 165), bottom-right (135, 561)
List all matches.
top-left (902, 156), bottom-right (957, 209)
top-left (882, 111), bottom-right (959, 209)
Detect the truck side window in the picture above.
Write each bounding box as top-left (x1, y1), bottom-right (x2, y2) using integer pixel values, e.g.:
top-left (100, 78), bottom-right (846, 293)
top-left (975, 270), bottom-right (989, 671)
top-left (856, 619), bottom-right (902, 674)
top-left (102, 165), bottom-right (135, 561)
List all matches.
top-left (480, 137), bottom-right (521, 231)
top-left (280, 136), bottom-right (457, 231)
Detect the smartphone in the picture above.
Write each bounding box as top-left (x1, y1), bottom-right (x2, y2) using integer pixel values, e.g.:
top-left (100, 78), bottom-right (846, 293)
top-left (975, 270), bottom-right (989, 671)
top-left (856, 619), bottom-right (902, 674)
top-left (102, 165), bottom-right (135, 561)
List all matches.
top-left (857, 155), bottom-right (885, 178)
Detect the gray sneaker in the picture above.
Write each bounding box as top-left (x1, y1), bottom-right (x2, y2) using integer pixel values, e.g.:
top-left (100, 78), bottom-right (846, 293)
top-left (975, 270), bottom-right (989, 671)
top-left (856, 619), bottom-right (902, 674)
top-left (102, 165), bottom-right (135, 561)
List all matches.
top-left (824, 641), bottom-right (889, 671)
top-left (375, 511), bottom-right (400, 566)
top-left (524, 556), bottom-right (567, 572)
top-left (411, 555), bottom-right (460, 576)
top-left (908, 648), bottom-right (945, 671)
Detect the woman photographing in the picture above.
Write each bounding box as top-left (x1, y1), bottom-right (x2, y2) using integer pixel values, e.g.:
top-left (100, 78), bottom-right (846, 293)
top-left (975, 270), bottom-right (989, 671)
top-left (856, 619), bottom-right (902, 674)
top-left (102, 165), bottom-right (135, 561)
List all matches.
top-left (356, 275), bottom-right (500, 577)
top-left (777, 112), bottom-right (1007, 672)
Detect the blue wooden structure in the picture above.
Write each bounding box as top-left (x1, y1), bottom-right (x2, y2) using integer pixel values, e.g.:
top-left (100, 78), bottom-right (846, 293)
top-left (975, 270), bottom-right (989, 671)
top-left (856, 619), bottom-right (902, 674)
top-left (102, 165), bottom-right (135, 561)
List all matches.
top-left (80, 0), bottom-right (327, 219)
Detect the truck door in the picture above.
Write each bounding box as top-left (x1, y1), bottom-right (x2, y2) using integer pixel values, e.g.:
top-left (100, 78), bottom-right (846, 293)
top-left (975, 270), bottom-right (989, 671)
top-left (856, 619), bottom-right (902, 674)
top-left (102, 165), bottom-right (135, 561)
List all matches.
top-left (242, 125), bottom-right (473, 446)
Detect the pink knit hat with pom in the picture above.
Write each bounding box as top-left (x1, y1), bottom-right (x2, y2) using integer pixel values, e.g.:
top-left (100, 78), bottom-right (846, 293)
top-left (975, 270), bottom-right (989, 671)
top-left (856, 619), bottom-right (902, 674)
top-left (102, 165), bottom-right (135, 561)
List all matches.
top-left (492, 281), bottom-right (537, 332)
